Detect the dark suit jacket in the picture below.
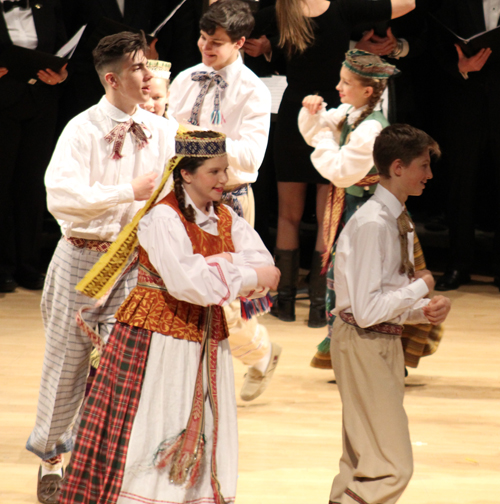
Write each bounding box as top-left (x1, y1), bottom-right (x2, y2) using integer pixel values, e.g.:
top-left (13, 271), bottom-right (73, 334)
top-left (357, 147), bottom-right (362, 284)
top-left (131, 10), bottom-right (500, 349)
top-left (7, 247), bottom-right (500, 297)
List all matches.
top-left (62, 0), bottom-right (158, 38)
top-left (58, 0), bottom-right (163, 125)
top-left (154, 0), bottom-right (204, 79)
top-left (433, 0), bottom-right (500, 82)
top-left (0, 0), bottom-right (67, 109)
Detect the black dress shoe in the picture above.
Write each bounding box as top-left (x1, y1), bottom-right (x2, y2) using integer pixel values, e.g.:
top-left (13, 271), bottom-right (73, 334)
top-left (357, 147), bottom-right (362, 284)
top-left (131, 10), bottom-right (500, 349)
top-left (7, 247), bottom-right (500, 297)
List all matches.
top-left (16, 273), bottom-right (45, 290)
top-left (0, 273), bottom-right (18, 293)
top-left (435, 270), bottom-right (471, 291)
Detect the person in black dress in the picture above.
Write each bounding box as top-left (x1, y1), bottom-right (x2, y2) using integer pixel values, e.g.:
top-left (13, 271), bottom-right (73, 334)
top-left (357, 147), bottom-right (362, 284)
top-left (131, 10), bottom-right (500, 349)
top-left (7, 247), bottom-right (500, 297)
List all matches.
top-left (271, 0), bottom-right (415, 326)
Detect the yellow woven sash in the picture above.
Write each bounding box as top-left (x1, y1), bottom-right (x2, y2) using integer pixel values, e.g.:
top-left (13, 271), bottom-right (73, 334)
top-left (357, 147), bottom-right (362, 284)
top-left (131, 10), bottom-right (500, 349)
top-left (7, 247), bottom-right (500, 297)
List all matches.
top-left (321, 173), bottom-right (379, 269)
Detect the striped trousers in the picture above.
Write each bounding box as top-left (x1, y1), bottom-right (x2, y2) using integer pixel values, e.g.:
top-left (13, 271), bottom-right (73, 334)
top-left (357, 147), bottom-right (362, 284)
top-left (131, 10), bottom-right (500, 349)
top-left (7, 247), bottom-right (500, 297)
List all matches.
top-left (26, 238), bottom-right (137, 460)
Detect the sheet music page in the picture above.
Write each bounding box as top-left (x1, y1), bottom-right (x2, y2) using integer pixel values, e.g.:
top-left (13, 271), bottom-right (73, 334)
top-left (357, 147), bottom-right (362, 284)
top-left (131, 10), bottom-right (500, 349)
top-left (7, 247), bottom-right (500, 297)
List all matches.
top-left (56, 25), bottom-right (87, 58)
top-left (260, 75), bottom-right (288, 114)
top-left (151, 0), bottom-right (189, 36)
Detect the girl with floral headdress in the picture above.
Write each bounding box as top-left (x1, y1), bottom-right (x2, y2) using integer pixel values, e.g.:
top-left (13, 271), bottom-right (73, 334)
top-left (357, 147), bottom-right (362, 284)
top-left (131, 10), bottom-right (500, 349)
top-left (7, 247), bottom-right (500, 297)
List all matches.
top-left (299, 49), bottom-right (398, 369)
top-left (59, 130), bottom-right (279, 504)
top-left (141, 59), bottom-right (171, 117)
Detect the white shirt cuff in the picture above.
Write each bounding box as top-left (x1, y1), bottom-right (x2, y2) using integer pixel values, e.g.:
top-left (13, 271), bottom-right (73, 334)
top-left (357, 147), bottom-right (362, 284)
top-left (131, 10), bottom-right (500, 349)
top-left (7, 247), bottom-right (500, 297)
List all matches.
top-left (407, 277), bottom-right (430, 299)
top-left (118, 183), bottom-right (135, 204)
top-left (240, 266), bottom-right (258, 289)
top-left (399, 38), bottom-right (410, 58)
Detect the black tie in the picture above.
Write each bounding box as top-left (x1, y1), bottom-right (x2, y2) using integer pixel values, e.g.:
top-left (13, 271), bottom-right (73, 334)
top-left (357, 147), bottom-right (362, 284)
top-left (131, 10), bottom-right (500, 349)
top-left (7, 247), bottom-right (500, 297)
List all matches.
top-left (2, 0), bottom-right (29, 13)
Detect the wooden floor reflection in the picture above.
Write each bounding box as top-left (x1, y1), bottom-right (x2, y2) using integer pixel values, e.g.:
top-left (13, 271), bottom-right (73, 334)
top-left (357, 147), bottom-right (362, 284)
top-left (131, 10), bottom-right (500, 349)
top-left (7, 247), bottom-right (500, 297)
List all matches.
top-left (1, 276), bottom-right (499, 503)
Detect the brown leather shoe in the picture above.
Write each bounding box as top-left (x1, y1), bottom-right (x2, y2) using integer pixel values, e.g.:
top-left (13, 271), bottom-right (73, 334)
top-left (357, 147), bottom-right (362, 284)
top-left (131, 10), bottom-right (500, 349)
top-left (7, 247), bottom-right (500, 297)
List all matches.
top-left (37, 466), bottom-right (63, 504)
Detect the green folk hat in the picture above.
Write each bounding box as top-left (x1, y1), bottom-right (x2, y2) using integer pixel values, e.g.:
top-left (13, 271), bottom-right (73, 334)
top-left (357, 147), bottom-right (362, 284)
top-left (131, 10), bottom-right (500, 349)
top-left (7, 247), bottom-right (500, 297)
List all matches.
top-left (343, 49), bottom-right (400, 79)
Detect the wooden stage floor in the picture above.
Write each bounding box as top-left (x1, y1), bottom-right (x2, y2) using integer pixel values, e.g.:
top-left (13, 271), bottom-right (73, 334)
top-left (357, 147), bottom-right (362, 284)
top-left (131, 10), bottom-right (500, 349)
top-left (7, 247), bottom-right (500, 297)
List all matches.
top-left (1, 277), bottom-right (499, 504)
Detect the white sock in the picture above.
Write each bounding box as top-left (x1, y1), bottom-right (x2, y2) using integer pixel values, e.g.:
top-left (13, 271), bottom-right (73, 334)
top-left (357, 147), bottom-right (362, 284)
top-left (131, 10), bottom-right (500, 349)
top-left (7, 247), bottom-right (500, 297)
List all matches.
top-left (250, 346), bottom-right (272, 374)
top-left (40, 463), bottom-right (63, 478)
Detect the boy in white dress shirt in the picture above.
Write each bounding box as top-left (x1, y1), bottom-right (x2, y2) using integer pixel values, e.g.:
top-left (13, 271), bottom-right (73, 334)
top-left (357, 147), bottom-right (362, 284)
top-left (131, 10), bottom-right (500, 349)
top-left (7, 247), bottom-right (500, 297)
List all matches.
top-left (169, 0), bottom-right (279, 401)
top-left (26, 32), bottom-right (177, 504)
top-left (329, 124), bottom-right (451, 504)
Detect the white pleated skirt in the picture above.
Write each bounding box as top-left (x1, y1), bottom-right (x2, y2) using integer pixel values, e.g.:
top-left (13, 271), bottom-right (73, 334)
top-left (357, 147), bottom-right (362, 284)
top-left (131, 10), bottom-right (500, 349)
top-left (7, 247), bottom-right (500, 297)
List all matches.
top-left (117, 333), bottom-right (238, 504)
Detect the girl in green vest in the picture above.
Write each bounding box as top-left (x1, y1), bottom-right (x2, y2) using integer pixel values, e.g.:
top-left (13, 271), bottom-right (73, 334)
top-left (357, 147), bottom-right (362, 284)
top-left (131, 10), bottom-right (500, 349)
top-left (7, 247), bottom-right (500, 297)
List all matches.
top-left (299, 49), bottom-right (399, 369)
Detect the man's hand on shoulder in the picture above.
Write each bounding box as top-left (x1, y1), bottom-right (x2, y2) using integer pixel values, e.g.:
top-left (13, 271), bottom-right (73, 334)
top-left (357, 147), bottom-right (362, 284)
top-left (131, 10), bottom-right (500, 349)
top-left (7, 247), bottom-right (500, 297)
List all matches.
top-left (422, 295), bottom-right (451, 325)
top-left (131, 172), bottom-right (158, 201)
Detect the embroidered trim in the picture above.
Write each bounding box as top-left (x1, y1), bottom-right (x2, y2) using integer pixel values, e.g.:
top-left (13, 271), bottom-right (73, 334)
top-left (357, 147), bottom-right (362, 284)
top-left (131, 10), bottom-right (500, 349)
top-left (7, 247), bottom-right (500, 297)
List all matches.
top-left (339, 310), bottom-right (403, 336)
top-left (137, 262), bottom-right (168, 291)
top-left (345, 488), bottom-right (369, 504)
top-left (65, 236), bottom-right (111, 253)
top-left (119, 491), bottom-right (236, 503)
top-left (221, 184), bottom-right (249, 218)
top-left (188, 71), bottom-right (228, 126)
top-left (207, 261), bottom-right (231, 306)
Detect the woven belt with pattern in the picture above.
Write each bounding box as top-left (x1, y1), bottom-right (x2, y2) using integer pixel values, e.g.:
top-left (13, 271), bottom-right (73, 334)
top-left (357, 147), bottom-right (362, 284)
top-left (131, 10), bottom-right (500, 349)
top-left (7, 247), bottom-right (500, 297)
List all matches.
top-left (339, 310), bottom-right (403, 336)
top-left (223, 183), bottom-right (249, 194)
top-left (64, 236), bottom-right (112, 253)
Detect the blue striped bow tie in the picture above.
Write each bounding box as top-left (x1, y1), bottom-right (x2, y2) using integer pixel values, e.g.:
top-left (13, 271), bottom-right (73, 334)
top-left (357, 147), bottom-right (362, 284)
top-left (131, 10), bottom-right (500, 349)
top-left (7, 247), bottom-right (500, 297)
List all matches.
top-left (188, 71), bottom-right (228, 126)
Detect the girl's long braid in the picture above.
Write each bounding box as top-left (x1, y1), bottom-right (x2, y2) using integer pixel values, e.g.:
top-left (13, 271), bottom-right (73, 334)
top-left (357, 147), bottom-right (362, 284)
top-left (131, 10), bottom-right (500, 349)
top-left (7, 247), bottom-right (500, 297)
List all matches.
top-left (173, 167), bottom-right (196, 223)
top-left (352, 79), bottom-right (386, 129)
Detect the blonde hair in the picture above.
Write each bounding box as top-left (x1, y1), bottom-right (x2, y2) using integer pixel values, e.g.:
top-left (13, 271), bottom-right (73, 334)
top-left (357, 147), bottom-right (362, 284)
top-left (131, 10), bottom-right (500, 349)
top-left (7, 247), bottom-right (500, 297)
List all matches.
top-left (276, 0), bottom-right (315, 56)
top-left (337, 74), bottom-right (387, 132)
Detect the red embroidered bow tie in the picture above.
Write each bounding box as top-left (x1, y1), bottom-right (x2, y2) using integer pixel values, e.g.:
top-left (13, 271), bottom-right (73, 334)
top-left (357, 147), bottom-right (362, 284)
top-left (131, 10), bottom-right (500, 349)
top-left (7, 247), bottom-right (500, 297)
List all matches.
top-left (104, 119), bottom-right (150, 160)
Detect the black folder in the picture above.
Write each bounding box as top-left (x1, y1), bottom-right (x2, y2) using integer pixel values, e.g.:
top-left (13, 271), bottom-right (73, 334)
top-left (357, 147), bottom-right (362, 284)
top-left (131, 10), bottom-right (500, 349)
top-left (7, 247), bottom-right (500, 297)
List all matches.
top-left (430, 13), bottom-right (500, 60)
top-left (0, 45), bottom-right (68, 83)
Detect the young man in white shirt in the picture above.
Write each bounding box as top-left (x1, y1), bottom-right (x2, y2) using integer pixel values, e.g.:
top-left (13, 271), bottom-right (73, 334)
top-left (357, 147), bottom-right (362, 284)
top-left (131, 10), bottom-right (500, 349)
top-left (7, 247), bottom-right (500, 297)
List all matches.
top-left (26, 31), bottom-right (178, 504)
top-left (329, 124), bottom-right (451, 504)
top-left (169, 0), bottom-right (279, 402)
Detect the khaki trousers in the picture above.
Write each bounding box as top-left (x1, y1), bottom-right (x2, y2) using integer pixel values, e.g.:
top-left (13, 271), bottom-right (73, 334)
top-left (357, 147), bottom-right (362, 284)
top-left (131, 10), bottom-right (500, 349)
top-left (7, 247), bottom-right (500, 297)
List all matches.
top-left (225, 187), bottom-right (270, 366)
top-left (329, 318), bottom-right (413, 504)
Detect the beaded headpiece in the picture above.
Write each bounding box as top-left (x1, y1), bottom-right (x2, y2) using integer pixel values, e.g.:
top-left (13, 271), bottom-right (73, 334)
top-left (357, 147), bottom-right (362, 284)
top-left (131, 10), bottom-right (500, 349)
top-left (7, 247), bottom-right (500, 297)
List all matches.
top-left (147, 59), bottom-right (171, 80)
top-left (343, 49), bottom-right (400, 79)
top-left (175, 131), bottom-right (226, 157)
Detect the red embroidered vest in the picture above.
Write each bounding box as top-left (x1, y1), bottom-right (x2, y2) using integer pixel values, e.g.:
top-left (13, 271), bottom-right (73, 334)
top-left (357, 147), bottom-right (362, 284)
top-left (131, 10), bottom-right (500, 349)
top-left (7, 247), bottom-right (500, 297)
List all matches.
top-left (115, 192), bottom-right (235, 342)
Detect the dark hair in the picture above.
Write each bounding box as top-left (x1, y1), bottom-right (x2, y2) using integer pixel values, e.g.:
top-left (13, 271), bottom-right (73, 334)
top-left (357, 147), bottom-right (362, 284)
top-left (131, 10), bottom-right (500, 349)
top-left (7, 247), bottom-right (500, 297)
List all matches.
top-left (92, 31), bottom-right (148, 79)
top-left (200, 0), bottom-right (254, 41)
top-left (173, 131), bottom-right (224, 222)
top-left (373, 124), bottom-right (441, 178)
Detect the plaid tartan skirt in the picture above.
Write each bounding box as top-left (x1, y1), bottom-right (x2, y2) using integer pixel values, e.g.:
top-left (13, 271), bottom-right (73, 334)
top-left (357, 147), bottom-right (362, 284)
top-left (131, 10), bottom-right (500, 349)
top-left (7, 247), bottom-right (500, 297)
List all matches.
top-left (60, 322), bottom-right (238, 504)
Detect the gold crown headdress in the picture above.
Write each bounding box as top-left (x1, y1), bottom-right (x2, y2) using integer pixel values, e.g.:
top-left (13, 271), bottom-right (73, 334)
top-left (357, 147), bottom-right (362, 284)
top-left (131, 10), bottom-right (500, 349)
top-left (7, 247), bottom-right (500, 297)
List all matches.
top-left (147, 59), bottom-right (172, 80)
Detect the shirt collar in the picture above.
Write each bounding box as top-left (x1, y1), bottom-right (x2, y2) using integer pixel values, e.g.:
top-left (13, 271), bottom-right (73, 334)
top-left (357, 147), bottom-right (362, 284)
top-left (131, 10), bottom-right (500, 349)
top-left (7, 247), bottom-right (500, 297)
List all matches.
top-left (184, 190), bottom-right (219, 227)
top-left (199, 52), bottom-right (242, 83)
top-left (374, 184), bottom-right (405, 219)
top-left (346, 101), bottom-right (383, 125)
top-left (99, 96), bottom-right (148, 123)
